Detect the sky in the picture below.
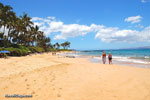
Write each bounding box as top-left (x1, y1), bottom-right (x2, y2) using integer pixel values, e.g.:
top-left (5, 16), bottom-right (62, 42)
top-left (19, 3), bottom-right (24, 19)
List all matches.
top-left (1, 0), bottom-right (150, 50)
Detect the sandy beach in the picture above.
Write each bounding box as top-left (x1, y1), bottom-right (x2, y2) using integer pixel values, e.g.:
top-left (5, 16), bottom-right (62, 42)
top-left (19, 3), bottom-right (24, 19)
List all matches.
top-left (0, 53), bottom-right (150, 100)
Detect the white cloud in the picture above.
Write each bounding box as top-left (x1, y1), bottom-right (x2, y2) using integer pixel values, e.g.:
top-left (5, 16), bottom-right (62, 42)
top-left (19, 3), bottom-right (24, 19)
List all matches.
top-left (125, 15), bottom-right (142, 24)
top-left (52, 23), bottom-right (104, 40)
top-left (95, 27), bottom-right (150, 43)
top-left (47, 16), bottom-right (55, 19)
top-left (32, 16), bottom-right (55, 23)
top-left (32, 16), bottom-right (150, 43)
top-left (53, 24), bottom-right (94, 40)
top-left (31, 17), bottom-right (44, 21)
top-left (34, 22), bottom-right (44, 27)
top-left (135, 24), bottom-right (144, 28)
top-left (141, 0), bottom-right (150, 3)
top-left (141, 0), bottom-right (146, 3)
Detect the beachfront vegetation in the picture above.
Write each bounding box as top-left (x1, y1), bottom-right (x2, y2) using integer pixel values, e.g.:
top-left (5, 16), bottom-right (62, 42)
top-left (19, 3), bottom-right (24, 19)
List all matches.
top-left (61, 41), bottom-right (70, 49)
top-left (0, 2), bottom-right (71, 56)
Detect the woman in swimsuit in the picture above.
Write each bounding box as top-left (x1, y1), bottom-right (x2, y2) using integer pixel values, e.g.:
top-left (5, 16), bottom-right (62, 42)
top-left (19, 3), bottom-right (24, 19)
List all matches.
top-left (108, 52), bottom-right (112, 64)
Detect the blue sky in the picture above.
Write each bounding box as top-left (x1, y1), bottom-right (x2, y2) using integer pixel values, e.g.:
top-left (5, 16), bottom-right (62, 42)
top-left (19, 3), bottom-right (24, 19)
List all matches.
top-left (1, 0), bottom-right (150, 50)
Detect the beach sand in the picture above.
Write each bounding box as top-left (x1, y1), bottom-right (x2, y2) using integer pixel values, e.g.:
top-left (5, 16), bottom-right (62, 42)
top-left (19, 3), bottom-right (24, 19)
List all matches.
top-left (0, 53), bottom-right (150, 100)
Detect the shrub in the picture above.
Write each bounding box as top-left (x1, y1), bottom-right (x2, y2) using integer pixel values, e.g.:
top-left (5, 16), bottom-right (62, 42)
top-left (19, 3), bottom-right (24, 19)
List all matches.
top-left (59, 49), bottom-right (73, 51)
top-left (19, 45), bottom-right (30, 51)
top-left (1, 47), bottom-right (28, 56)
top-left (47, 49), bottom-right (59, 52)
top-left (28, 46), bottom-right (44, 53)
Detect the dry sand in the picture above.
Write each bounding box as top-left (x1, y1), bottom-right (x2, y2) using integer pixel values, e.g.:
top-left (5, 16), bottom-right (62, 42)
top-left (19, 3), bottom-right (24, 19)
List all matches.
top-left (0, 53), bottom-right (150, 100)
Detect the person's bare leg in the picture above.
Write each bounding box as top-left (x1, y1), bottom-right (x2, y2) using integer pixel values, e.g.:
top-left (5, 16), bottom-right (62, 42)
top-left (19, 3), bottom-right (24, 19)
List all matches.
top-left (104, 59), bottom-right (106, 64)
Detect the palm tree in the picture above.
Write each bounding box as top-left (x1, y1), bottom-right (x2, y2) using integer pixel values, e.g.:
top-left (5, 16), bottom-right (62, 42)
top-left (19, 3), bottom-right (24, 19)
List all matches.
top-left (31, 25), bottom-right (40, 46)
top-left (61, 41), bottom-right (70, 49)
top-left (53, 44), bottom-right (56, 49)
top-left (7, 11), bottom-right (16, 41)
top-left (0, 4), bottom-right (13, 34)
top-left (0, 3), bottom-right (4, 28)
top-left (0, 32), bottom-right (10, 47)
top-left (19, 13), bottom-right (33, 46)
top-left (55, 42), bottom-right (60, 50)
top-left (0, 2), bottom-right (73, 53)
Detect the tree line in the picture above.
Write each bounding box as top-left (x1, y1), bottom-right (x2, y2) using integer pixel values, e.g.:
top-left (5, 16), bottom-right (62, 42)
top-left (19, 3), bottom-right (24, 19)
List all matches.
top-left (0, 2), bottom-right (71, 56)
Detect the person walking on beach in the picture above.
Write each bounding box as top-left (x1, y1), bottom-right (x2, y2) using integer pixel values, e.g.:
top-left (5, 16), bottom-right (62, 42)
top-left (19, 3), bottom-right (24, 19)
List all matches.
top-left (108, 52), bottom-right (112, 64)
top-left (102, 51), bottom-right (106, 64)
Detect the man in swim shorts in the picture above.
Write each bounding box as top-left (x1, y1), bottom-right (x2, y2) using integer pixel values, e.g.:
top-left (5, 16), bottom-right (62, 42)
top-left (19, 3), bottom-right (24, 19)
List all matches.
top-left (102, 51), bottom-right (106, 64)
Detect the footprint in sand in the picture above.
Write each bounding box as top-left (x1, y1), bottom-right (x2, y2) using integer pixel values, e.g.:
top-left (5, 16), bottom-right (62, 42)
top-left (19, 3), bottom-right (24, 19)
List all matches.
top-left (35, 94), bottom-right (38, 97)
top-left (26, 84), bottom-right (30, 86)
top-left (50, 78), bottom-right (55, 82)
top-left (2, 68), bottom-right (6, 71)
top-left (52, 77), bottom-right (55, 81)
top-left (50, 79), bottom-right (53, 82)
top-left (21, 74), bottom-right (24, 77)
top-left (3, 86), bottom-right (8, 89)
top-left (25, 79), bottom-right (28, 82)
top-left (31, 91), bottom-right (35, 94)
top-left (51, 83), bottom-right (55, 86)
top-left (57, 94), bottom-right (61, 97)
top-left (26, 87), bottom-right (30, 90)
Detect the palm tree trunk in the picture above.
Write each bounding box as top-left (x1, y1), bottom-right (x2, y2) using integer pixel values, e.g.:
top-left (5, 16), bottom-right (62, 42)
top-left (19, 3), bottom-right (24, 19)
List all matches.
top-left (32, 42), bottom-right (34, 46)
top-left (8, 28), bottom-right (11, 40)
top-left (3, 25), bottom-right (5, 34)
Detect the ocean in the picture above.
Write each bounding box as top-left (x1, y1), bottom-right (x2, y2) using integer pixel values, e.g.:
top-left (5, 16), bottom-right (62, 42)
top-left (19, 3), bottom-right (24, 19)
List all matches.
top-left (64, 49), bottom-right (150, 68)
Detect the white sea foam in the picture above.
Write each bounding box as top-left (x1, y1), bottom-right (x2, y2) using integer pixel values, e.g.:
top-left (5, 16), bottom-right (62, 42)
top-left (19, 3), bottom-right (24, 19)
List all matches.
top-left (64, 52), bottom-right (150, 65)
top-left (60, 53), bottom-right (80, 57)
top-left (93, 56), bottom-right (149, 64)
top-left (145, 56), bottom-right (150, 59)
top-left (118, 58), bottom-right (147, 64)
top-left (93, 57), bottom-right (101, 60)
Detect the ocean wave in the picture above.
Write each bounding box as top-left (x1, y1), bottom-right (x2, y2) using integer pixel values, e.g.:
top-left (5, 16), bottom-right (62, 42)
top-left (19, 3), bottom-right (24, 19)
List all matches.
top-left (118, 58), bottom-right (149, 64)
top-left (92, 56), bottom-right (150, 64)
top-left (64, 52), bottom-right (150, 65)
top-left (145, 56), bottom-right (150, 59)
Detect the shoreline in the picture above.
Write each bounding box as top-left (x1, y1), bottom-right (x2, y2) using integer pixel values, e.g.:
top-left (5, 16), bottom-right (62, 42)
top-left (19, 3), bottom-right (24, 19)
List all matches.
top-left (0, 53), bottom-right (150, 100)
top-left (62, 52), bottom-right (150, 68)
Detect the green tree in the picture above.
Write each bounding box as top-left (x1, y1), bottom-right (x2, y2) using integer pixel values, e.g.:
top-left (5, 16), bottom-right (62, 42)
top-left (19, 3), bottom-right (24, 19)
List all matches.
top-left (0, 3), bottom-right (13, 34)
top-left (61, 41), bottom-right (70, 49)
top-left (0, 2), bottom-right (71, 53)
top-left (55, 42), bottom-right (60, 50)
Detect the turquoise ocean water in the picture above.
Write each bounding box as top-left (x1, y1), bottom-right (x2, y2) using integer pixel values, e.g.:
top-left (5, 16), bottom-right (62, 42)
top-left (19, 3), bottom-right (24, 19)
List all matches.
top-left (64, 49), bottom-right (150, 68)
